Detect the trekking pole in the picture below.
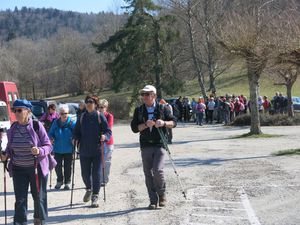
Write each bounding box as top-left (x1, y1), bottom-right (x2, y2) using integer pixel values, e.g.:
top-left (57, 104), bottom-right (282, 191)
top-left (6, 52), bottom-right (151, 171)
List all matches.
top-left (49, 169), bottom-right (52, 190)
top-left (101, 141), bottom-right (106, 202)
top-left (70, 144), bottom-right (76, 208)
top-left (33, 155), bottom-right (41, 220)
top-left (157, 128), bottom-right (187, 199)
top-left (3, 158), bottom-right (7, 225)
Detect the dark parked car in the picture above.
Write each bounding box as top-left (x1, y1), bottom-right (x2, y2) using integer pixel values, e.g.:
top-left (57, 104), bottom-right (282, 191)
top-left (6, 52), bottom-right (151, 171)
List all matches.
top-left (292, 96), bottom-right (300, 112)
top-left (30, 100), bottom-right (57, 119)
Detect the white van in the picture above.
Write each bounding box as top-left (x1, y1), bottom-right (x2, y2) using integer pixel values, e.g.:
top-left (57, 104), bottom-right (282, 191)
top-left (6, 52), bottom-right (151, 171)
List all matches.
top-left (0, 101), bottom-right (11, 151)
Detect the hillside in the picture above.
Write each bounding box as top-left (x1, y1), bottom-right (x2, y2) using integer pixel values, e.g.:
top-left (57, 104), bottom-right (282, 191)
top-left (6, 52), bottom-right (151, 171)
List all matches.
top-left (0, 7), bottom-right (125, 40)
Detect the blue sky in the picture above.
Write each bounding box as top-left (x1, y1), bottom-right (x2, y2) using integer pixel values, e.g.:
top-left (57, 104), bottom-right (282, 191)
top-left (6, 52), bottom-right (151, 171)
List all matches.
top-left (0, 0), bottom-right (126, 13)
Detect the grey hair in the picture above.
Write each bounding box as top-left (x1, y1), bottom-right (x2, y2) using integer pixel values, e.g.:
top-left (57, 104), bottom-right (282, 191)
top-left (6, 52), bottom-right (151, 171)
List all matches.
top-left (58, 104), bottom-right (69, 113)
top-left (99, 99), bottom-right (109, 108)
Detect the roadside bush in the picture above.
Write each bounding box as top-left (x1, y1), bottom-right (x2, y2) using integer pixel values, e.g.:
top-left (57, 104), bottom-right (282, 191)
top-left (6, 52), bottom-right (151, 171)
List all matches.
top-left (108, 96), bottom-right (131, 120)
top-left (231, 113), bottom-right (300, 126)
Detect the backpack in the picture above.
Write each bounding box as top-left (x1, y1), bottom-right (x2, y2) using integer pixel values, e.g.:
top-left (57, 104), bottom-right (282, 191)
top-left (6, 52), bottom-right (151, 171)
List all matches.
top-left (137, 103), bottom-right (166, 124)
top-left (10, 120), bottom-right (57, 171)
top-left (56, 118), bottom-right (73, 131)
top-left (80, 111), bottom-right (102, 126)
top-left (79, 111), bottom-right (103, 135)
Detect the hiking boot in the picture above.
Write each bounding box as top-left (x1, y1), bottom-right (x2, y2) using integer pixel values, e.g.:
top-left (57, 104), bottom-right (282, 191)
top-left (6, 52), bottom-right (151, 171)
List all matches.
top-left (83, 189), bottom-right (92, 202)
top-left (64, 183), bottom-right (71, 190)
top-left (91, 194), bottom-right (99, 208)
top-left (55, 181), bottom-right (63, 190)
top-left (33, 218), bottom-right (45, 225)
top-left (159, 194), bottom-right (166, 207)
top-left (148, 203), bottom-right (157, 210)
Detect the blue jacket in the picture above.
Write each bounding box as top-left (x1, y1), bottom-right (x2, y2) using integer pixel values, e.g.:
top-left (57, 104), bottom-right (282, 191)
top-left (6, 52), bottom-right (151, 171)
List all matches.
top-left (48, 117), bottom-right (75, 154)
top-left (73, 110), bottom-right (111, 157)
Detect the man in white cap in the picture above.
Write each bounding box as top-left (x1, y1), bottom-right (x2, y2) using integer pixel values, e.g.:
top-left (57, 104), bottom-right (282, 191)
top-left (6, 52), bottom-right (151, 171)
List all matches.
top-left (131, 85), bottom-right (177, 209)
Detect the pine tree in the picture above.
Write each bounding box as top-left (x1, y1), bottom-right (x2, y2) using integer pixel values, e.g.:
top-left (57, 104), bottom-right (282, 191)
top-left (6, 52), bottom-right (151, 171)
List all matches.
top-left (93, 0), bottom-right (179, 98)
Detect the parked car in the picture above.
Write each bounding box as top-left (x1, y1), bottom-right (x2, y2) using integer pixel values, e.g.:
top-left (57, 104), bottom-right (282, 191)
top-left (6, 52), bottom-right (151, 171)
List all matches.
top-left (292, 96), bottom-right (300, 112)
top-left (30, 100), bottom-right (57, 119)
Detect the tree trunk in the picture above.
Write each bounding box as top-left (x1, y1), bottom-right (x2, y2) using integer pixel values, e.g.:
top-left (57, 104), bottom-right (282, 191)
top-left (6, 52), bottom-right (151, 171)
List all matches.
top-left (187, 3), bottom-right (207, 98)
top-left (247, 59), bottom-right (262, 135)
top-left (204, 0), bottom-right (216, 93)
top-left (154, 21), bottom-right (162, 98)
top-left (32, 81), bottom-right (36, 99)
top-left (286, 83), bottom-right (294, 118)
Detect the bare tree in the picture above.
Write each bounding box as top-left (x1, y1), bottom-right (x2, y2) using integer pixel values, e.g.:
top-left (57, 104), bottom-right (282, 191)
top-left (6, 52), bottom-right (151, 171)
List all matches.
top-left (216, 0), bottom-right (288, 134)
top-left (268, 1), bottom-right (300, 117)
top-left (270, 64), bottom-right (299, 117)
top-left (0, 47), bottom-right (20, 81)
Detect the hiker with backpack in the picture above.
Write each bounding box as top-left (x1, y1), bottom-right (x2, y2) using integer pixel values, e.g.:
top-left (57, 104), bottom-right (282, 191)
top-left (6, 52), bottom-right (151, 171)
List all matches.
top-left (73, 95), bottom-right (111, 208)
top-left (0, 99), bottom-right (53, 225)
top-left (39, 104), bottom-right (59, 132)
top-left (48, 104), bottom-right (75, 190)
top-left (131, 85), bottom-right (177, 210)
top-left (98, 99), bottom-right (114, 186)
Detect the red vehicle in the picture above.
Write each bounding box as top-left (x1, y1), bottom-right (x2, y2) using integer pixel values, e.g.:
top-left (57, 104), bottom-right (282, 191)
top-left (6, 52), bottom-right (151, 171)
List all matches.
top-left (0, 81), bottom-right (19, 122)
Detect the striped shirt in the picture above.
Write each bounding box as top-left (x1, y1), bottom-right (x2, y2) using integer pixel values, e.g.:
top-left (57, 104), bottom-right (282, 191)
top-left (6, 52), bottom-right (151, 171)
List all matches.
top-left (11, 123), bottom-right (34, 167)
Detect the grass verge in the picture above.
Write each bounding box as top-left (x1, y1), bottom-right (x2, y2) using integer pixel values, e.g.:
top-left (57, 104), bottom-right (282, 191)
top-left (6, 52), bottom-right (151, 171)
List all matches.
top-left (231, 133), bottom-right (282, 139)
top-left (273, 149), bottom-right (300, 156)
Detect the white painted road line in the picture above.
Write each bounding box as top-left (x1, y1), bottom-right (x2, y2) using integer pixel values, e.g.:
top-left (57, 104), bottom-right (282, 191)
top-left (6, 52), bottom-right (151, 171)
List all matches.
top-left (193, 206), bottom-right (246, 211)
top-left (191, 214), bottom-right (246, 220)
top-left (240, 187), bottom-right (261, 225)
top-left (197, 199), bottom-right (243, 204)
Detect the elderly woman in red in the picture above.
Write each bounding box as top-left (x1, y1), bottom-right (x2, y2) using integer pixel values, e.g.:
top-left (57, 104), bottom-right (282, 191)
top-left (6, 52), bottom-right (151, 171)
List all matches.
top-left (0, 99), bottom-right (53, 225)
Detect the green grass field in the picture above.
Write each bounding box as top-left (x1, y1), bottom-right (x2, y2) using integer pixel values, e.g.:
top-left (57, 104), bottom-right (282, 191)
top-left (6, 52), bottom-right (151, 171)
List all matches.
top-left (180, 63), bottom-right (300, 100)
top-left (55, 62), bottom-right (300, 102)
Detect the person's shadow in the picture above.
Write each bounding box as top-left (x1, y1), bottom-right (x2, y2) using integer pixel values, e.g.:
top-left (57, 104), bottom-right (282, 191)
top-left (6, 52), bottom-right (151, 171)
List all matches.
top-left (46, 206), bottom-right (150, 223)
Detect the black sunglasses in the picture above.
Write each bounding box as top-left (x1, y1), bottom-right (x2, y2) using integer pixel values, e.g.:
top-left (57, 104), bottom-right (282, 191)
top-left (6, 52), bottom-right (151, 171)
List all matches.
top-left (13, 109), bottom-right (24, 113)
top-left (60, 112), bottom-right (68, 115)
top-left (140, 92), bottom-right (150, 96)
top-left (85, 99), bottom-right (95, 104)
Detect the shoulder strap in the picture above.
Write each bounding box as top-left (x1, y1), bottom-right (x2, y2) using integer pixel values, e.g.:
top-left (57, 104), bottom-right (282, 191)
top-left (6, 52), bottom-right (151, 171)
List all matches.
top-left (33, 120), bottom-right (40, 133)
top-left (80, 112), bottom-right (86, 126)
top-left (138, 105), bottom-right (145, 123)
top-left (80, 111), bottom-right (101, 126)
top-left (157, 103), bottom-right (165, 120)
top-left (97, 111), bottom-right (102, 125)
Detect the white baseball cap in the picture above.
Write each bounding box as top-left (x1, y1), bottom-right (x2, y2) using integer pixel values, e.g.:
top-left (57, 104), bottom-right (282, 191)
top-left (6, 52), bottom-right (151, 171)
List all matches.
top-left (139, 85), bottom-right (157, 94)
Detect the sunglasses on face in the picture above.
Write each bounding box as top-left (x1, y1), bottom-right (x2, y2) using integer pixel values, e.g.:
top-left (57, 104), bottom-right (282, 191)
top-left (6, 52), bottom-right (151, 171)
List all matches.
top-left (13, 109), bottom-right (24, 113)
top-left (85, 99), bottom-right (95, 104)
top-left (60, 112), bottom-right (68, 116)
top-left (140, 92), bottom-right (150, 97)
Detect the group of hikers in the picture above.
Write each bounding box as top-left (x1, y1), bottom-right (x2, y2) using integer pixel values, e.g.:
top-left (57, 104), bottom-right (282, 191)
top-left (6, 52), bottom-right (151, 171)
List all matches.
top-left (0, 85), bottom-right (176, 225)
top-left (172, 91), bottom-right (290, 126)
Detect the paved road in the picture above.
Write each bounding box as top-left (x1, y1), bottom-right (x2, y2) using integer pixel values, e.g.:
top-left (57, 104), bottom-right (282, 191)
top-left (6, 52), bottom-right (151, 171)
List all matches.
top-left (0, 124), bottom-right (299, 225)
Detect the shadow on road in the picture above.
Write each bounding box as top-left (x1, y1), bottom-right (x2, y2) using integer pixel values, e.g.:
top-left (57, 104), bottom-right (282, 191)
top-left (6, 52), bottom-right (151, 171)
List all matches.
top-left (167, 155), bottom-right (273, 167)
top-left (46, 206), bottom-right (149, 223)
top-left (115, 142), bottom-right (140, 149)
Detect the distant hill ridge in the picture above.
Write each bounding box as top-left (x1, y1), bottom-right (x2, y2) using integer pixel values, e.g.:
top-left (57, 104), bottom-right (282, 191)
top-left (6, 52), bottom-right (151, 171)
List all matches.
top-left (0, 6), bottom-right (123, 40)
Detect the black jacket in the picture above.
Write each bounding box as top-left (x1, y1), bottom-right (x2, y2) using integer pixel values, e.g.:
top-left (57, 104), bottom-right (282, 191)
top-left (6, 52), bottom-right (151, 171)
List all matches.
top-left (131, 102), bottom-right (177, 148)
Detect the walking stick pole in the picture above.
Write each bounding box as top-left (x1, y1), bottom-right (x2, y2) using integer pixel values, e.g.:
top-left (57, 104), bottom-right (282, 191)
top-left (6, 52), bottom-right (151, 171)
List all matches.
top-left (157, 128), bottom-right (187, 199)
top-left (70, 144), bottom-right (76, 208)
top-left (49, 169), bottom-right (52, 190)
top-left (101, 141), bottom-right (106, 202)
top-left (3, 159), bottom-right (7, 225)
top-left (33, 155), bottom-right (41, 220)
